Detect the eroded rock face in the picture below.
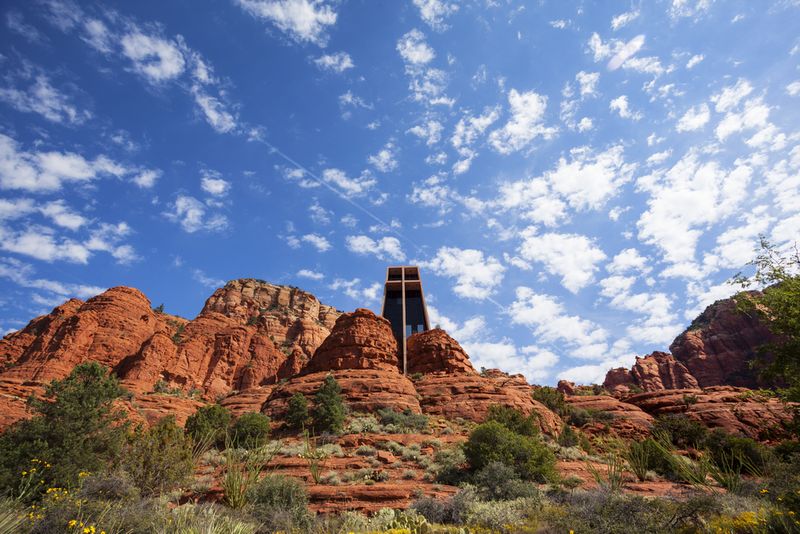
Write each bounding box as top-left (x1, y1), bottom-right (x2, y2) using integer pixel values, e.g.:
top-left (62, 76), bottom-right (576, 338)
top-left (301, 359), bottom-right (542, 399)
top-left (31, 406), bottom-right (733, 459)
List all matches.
top-left (565, 395), bottom-right (654, 440)
top-left (0, 280), bottom-right (340, 430)
top-left (670, 295), bottom-right (776, 388)
top-left (264, 308), bottom-right (421, 417)
top-left (604, 352), bottom-right (699, 394)
top-left (406, 329), bottom-right (475, 374)
top-left (624, 387), bottom-right (795, 440)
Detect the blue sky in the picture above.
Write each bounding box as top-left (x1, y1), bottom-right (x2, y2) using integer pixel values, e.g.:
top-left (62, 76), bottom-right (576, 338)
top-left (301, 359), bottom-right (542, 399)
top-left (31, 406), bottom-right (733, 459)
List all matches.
top-left (1, 0), bottom-right (799, 385)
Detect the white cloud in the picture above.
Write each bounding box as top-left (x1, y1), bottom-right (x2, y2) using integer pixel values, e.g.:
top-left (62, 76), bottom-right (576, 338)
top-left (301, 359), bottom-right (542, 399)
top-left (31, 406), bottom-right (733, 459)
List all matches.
top-left (132, 169), bottom-right (161, 188)
top-left (413, 0), bottom-right (458, 31)
top-left (576, 71), bottom-right (600, 97)
top-left (321, 168), bottom-right (376, 197)
top-left (787, 81), bottom-right (800, 96)
top-left (609, 95), bottom-right (642, 120)
top-left (407, 120), bottom-right (443, 146)
top-left (81, 18), bottom-right (112, 53)
top-left (297, 268), bottom-right (323, 280)
top-left (84, 222), bottom-right (138, 264)
top-left (0, 225), bottom-right (90, 264)
top-left (0, 256), bottom-right (104, 301)
top-left (607, 248), bottom-right (651, 275)
top-left (39, 200), bottom-right (87, 230)
top-left (518, 230), bottom-right (607, 293)
top-left (451, 107), bottom-right (500, 173)
top-left (608, 34), bottom-right (645, 70)
top-left (577, 117), bottom-right (593, 131)
top-left (488, 89), bottom-right (556, 154)
top-left (308, 200), bottom-right (331, 225)
top-left (346, 235), bottom-right (405, 261)
top-left (676, 103), bottom-right (710, 132)
top-left (330, 278), bottom-right (381, 303)
top-left (711, 78), bottom-right (753, 112)
top-left (200, 172), bottom-right (231, 196)
top-left (686, 54), bottom-right (704, 69)
top-left (191, 86), bottom-right (238, 133)
top-left (120, 32), bottom-right (185, 83)
top-left (368, 141), bottom-right (399, 172)
top-left (397, 29), bottom-right (435, 66)
top-left (509, 287), bottom-right (609, 358)
top-left (313, 52), bottom-right (354, 73)
top-left (611, 10), bottom-right (639, 30)
top-left (165, 195), bottom-right (228, 233)
top-left (235, 0), bottom-right (337, 46)
top-left (192, 269), bottom-right (224, 289)
top-left (0, 133), bottom-right (131, 193)
top-left (6, 11), bottom-right (45, 43)
top-left (0, 75), bottom-right (90, 125)
top-left (669, 0), bottom-right (715, 20)
top-left (715, 97), bottom-right (770, 141)
top-left (301, 233), bottom-right (331, 252)
top-left (422, 247), bottom-right (505, 300)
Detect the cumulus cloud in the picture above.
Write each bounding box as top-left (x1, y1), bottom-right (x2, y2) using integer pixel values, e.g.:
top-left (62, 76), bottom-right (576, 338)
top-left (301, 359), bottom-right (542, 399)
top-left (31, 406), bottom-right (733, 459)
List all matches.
top-left (711, 79), bottom-right (753, 112)
top-left (611, 10), bottom-right (639, 30)
top-left (608, 34), bottom-right (645, 70)
top-left (451, 107), bottom-right (500, 173)
top-left (517, 230), bottom-right (607, 293)
top-left (407, 120), bottom-right (443, 146)
top-left (132, 169), bottom-right (161, 188)
top-left (609, 95), bottom-right (642, 120)
top-left (313, 51), bottom-right (354, 73)
top-left (422, 247), bottom-right (505, 300)
top-left (235, 0), bottom-right (337, 46)
top-left (676, 103), bottom-right (710, 132)
top-left (715, 97), bottom-right (770, 141)
top-left (0, 74), bottom-right (90, 125)
top-left (191, 86), bottom-right (238, 133)
top-left (200, 172), bottom-right (231, 196)
top-left (368, 141), bottom-right (399, 172)
top-left (321, 168), bottom-right (376, 197)
top-left (397, 29), bottom-right (436, 65)
top-left (120, 32), bottom-right (185, 83)
top-left (301, 233), bottom-right (331, 252)
top-left (488, 89), bottom-right (556, 154)
top-left (686, 54), bottom-right (704, 69)
top-left (346, 235), bottom-right (405, 261)
top-left (0, 256), bottom-right (104, 302)
top-left (165, 195), bottom-right (228, 233)
top-left (330, 278), bottom-right (381, 303)
top-left (297, 268), bottom-right (323, 280)
top-left (413, 0), bottom-right (458, 31)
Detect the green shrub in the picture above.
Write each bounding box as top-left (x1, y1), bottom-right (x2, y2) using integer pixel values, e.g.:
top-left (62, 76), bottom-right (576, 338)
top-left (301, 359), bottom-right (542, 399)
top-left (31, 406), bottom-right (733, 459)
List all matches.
top-left (626, 439), bottom-right (655, 482)
top-left (463, 421), bottom-right (556, 482)
top-left (185, 404), bottom-right (232, 445)
top-left (431, 446), bottom-right (467, 485)
top-left (346, 414), bottom-right (380, 433)
top-left (0, 362), bottom-right (128, 495)
top-left (313, 375), bottom-right (346, 434)
top-left (558, 425), bottom-right (579, 447)
top-left (463, 497), bottom-right (539, 530)
top-left (705, 429), bottom-right (768, 475)
top-left (652, 414), bottom-right (709, 449)
top-left (472, 461), bottom-right (539, 501)
top-left (285, 393), bottom-right (310, 430)
top-left (376, 408), bottom-right (429, 432)
top-left (123, 416), bottom-right (193, 496)
top-left (486, 404), bottom-right (539, 436)
top-left (569, 408), bottom-right (616, 427)
top-left (542, 492), bottom-right (676, 533)
top-left (78, 470), bottom-right (140, 501)
top-left (356, 445), bottom-right (377, 456)
top-left (247, 475), bottom-right (311, 531)
top-left (230, 412), bottom-right (270, 449)
top-left (532, 386), bottom-right (569, 416)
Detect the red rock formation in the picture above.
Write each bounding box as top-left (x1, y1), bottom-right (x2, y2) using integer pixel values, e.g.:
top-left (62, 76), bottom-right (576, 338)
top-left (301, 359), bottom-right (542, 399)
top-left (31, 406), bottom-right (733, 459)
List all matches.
top-left (604, 352), bottom-right (698, 394)
top-left (669, 295), bottom-right (776, 388)
top-left (557, 380), bottom-right (576, 395)
top-left (406, 329), bottom-right (475, 374)
top-left (264, 309), bottom-right (421, 418)
top-left (565, 395), bottom-right (654, 439)
top-left (625, 386), bottom-right (795, 440)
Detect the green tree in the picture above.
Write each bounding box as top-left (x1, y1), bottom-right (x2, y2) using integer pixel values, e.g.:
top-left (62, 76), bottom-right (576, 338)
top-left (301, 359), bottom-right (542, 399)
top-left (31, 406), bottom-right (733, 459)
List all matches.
top-left (462, 421), bottom-right (556, 482)
top-left (285, 393), bottom-right (310, 430)
top-left (531, 386), bottom-right (569, 417)
top-left (733, 237), bottom-right (800, 401)
top-left (486, 404), bottom-right (539, 436)
top-left (312, 375), bottom-right (346, 434)
top-left (230, 412), bottom-right (271, 449)
top-left (123, 416), bottom-right (193, 496)
top-left (0, 362), bottom-right (129, 493)
top-left (185, 404), bottom-right (231, 446)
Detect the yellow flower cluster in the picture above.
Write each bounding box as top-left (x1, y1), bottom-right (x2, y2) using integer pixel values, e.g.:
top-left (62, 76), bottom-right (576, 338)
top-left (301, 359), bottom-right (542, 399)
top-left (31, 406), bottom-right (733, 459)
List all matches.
top-left (66, 519), bottom-right (106, 534)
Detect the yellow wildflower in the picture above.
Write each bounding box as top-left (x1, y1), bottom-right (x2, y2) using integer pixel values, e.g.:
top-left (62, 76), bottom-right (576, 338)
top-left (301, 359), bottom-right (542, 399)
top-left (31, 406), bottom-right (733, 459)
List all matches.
top-left (760, 488), bottom-right (769, 494)
top-left (68, 520), bottom-right (78, 527)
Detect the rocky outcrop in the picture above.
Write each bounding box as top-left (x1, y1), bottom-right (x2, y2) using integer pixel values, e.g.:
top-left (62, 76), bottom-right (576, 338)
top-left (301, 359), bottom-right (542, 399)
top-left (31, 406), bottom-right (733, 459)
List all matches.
top-left (670, 295), bottom-right (776, 388)
top-left (0, 279), bottom-right (340, 430)
top-left (604, 352), bottom-right (699, 394)
top-left (565, 395), bottom-right (654, 439)
top-left (406, 329), bottom-right (475, 374)
top-left (603, 293), bottom-right (775, 392)
top-left (625, 387), bottom-right (795, 440)
top-left (263, 309), bottom-right (421, 418)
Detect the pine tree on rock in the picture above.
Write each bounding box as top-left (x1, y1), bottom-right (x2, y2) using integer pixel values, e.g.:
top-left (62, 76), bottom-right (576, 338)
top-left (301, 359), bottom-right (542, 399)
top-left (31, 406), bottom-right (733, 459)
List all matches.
top-left (286, 393), bottom-right (310, 430)
top-left (312, 375), bottom-right (346, 434)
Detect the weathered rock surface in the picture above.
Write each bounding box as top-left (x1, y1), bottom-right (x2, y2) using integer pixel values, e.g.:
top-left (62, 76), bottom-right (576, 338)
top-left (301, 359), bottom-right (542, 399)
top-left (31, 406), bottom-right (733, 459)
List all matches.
top-left (406, 329), bottom-right (475, 374)
top-left (604, 352), bottom-right (699, 394)
top-left (264, 309), bottom-right (422, 418)
top-left (624, 386), bottom-right (795, 440)
top-left (0, 280), bottom-right (340, 430)
top-left (603, 293), bottom-right (775, 392)
top-left (565, 395), bottom-right (654, 439)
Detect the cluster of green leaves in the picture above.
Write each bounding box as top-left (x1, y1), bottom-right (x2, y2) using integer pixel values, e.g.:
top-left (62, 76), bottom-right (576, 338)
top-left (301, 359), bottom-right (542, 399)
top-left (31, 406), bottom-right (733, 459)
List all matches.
top-left (463, 420), bottom-right (556, 483)
top-left (486, 404), bottom-right (539, 436)
top-left (376, 407), bottom-right (429, 432)
top-left (185, 404), bottom-right (270, 449)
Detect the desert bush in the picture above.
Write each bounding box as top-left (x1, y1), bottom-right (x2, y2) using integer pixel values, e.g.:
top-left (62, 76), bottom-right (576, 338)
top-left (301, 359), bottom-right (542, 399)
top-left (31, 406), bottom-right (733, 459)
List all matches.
top-left (472, 461), bottom-right (540, 501)
top-left (486, 404), bottom-right (539, 436)
top-left (705, 429), bottom-right (768, 475)
top-left (78, 470), bottom-right (140, 501)
top-left (230, 412), bottom-right (270, 449)
top-left (763, 454), bottom-right (800, 514)
top-left (185, 404), bottom-right (232, 446)
top-left (557, 425), bottom-right (579, 447)
top-left (0, 362), bottom-right (129, 495)
top-left (625, 439), bottom-right (654, 482)
top-left (532, 386), bottom-right (569, 416)
top-left (402, 469), bottom-right (416, 480)
top-left (376, 408), bottom-right (429, 432)
top-left (313, 375), bottom-right (346, 434)
top-left (432, 446), bottom-right (467, 485)
top-left (543, 492), bottom-right (675, 533)
top-left (463, 421), bottom-right (556, 482)
top-left (569, 408), bottom-right (616, 427)
top-left (165, 503), bottom-right (259, 534)
top-left (346, 414), bottom-right (380, 434)
top-left (651, 414), bottom-right (709, 449)
top-left (123, 416), bottom-right (193, 496)
top-left (223, 443), bottom-right (279, 509)
top-left (464, 497), bottom-right (539, 530)
top-left (586, 454), bottom-right (625, 492)
top-left (355, 444), bottom-right (377, 456)
top-left (411, 485), bottom-right (480, 525)
top-left (285, 392), bottom-right (310, 430)
top-left (247, 474), bottom-right (311, 531)
top-left (320, 471), bottom-right (341, 485)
